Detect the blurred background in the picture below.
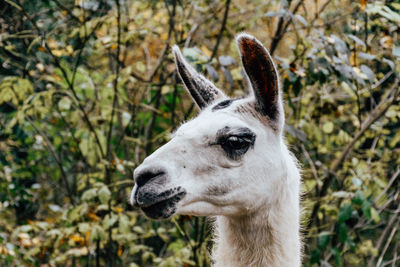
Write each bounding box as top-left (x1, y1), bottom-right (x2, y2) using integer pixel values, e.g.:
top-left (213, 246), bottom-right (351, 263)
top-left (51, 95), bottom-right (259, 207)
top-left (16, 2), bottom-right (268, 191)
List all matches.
top-left (0, 0), bottom-right (399, 266)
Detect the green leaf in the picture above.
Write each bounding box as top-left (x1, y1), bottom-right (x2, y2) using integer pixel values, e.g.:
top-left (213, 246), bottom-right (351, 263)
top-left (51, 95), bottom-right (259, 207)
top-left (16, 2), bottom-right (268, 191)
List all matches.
top-left (157, 227), bottom-right (170, 243)
top-left (352, 191), bottom-right (365, 205)
top-left (310, 248), bottom-right (321, 264)
top-left (90, 225), bottom-right (106, 241)
top-left (338, 203), bottom-right (352, 223)
top-left (118, 214), bottom-right (131, 234)
top-left (78, 223), bottom-right (91, 234)
top-left (135, 62), bottom-right (146, 73)
top-left (331, 247), bottom-right (341, 266)
top-left (362, 199), bottom-right (371, 219)
top-left (318, 231), bottom-right (331, 250)
top-left (81, 188), bottom-right (97, 201)
top-left (58, 97), bottom-right (71, 110)
top-left (338, 223), bottom-right (348, 243)
top-left (68, 205), bottom-right (83, 221)
top-left (98, 185), bottom-right (111, 204)
top-left (103, 213), bottom-right (118, 229)
top-left (370, 207), bottom-right (380, 223)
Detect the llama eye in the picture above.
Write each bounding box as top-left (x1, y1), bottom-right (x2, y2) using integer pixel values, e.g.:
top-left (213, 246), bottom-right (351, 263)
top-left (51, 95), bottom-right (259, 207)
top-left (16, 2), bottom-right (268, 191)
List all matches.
top-left (214, 127), bottom-right (256, 160)
top-left (219, 135), bottom-right (253, 160)
top-left (225, 136), bottom-right (249, 150)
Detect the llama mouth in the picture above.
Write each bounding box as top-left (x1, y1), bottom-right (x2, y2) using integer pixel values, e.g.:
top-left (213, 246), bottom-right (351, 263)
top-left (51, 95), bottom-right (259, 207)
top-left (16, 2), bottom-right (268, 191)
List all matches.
top-left (141, 191), bottom-right (186, 219)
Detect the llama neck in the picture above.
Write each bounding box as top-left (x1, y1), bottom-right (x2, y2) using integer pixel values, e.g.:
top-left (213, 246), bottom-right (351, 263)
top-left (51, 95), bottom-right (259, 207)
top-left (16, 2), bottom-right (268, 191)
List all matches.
top-left (212, 180), bottom-right (301, 266)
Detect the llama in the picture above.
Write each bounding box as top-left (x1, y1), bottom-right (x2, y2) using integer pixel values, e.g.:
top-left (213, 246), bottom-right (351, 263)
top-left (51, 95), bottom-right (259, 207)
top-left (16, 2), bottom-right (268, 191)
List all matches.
top-left (130, 33), bottom-right (301, 266)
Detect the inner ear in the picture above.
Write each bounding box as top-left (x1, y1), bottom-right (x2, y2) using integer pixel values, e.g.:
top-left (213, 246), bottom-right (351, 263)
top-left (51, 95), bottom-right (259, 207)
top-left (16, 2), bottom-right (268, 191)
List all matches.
top-left (236, 34), bottom-right (281, 121)
top-left (172, 45), bottom-right (226, 109)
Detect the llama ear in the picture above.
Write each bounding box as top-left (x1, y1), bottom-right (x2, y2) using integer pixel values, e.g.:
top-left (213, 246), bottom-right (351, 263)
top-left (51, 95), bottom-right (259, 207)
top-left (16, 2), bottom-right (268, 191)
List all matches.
top-left (172, 45), bottom-right (226, 109)
top-left (236, 34), bottom-right (283, 124)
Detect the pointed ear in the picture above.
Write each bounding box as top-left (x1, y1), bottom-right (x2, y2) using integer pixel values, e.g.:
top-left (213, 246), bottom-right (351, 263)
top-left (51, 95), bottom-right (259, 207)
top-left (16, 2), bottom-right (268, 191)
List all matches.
top-left (236, 34), bottom-right (283, 125)
top-left (172, 45), bottom-right (226, 109)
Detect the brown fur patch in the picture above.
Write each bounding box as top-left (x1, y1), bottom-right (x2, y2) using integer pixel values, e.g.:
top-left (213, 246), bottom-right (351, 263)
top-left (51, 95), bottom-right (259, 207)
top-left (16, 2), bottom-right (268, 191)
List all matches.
top-left (235, 102), bottom-right (279, 132)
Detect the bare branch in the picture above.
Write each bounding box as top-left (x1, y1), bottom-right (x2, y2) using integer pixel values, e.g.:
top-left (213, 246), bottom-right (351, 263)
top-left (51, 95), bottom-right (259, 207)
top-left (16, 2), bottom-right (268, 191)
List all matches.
top-left (106, 0), bottom-right (122, 164)
top-left (376, 217), bottom-right (400, 267)
top-left (375, 168), bottom-right (400, 206)
top-left (209, 0), bottom-right (231, 61)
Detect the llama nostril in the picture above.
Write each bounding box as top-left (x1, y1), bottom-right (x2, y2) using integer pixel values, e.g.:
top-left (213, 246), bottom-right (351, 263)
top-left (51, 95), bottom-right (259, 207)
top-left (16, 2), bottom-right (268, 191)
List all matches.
top-left (134, 168), bottom-right (166, 187)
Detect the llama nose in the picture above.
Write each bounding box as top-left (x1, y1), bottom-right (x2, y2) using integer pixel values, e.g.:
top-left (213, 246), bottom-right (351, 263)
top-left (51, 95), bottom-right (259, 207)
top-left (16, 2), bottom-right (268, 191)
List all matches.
top-left (134, 167), bottom-right (166, 187)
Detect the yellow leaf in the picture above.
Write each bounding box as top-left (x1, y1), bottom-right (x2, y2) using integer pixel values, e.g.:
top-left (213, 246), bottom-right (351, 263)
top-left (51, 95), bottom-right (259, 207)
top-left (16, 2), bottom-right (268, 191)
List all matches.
top-left (201, 45), bottom-right (212, 58)
top-left (380, 36), bottom-right (392, 49)
top-left (88, 212), bottom-right (100, 221)
top-left (160, 32), bottom-right (169, 41)
top-left (322, 122), bottom-right (334, 134)
top-left (360, 0), bottom-right (368, 11)
top-left (32, 237), bottom-right (41, 246)
top-left (161, 85), bottom-right (171, 95)
top-left (66, 45), bottom-right (73, 55)
top-left (85, 231), bottom-right (91, 242)
top-left (127, 21), bottom-right (136, 31)
top-left (114, 207), bottom-right (123, 213)
top-left (370, 207), bottom-right (380, 223)
top-left (0, 246), bottom-right (8, 255)
top-left (47, 38), bottom-right (58, 49)
top-left (36, 63), bottom-right (45, 72)
top-left (136, 62), bottom-right (146, 73)
top-left (52, 49), bottom-right (63, 57)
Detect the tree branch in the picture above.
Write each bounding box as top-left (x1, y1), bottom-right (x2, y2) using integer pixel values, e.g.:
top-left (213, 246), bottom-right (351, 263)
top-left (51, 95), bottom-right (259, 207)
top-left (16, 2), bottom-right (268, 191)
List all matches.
top-left (106, 0), bottom-right (122, 163)
top-left (210, 0), bottom-right (231, 61)
top-left (270, 0), bottom-right (304, 55)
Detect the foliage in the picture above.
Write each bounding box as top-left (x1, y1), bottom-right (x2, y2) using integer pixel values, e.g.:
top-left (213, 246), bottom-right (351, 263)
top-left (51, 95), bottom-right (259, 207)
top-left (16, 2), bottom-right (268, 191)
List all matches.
top-left (0, 0), bottom-right (399, 266)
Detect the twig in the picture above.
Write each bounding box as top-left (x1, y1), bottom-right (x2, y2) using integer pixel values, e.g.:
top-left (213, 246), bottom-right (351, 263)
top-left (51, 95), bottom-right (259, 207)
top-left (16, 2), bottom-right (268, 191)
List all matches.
top-left (184, 23), bottom-right (199, 48)
top-left (359, 70), bottom-right (394, 95)
top-left (106, 0), bottom-right (122, 162)
top-left (366, 135), bottom-right (380, 165)
top-left (147, 41), bottom-right (170, 82)
top-left (309, 0), bottom-right (333, 26)
top-left (145, 0), bottom-right (176, 82)
top-left (377, 190), bottom-right (399, 215)
top-left (389, 243), bottom-right (398, 267)
top-left (270, 0), bottom-right (304, 55)
top-left (300, 143), bottom-right (320, 183)
top-left (209, 0), bottom-right (231, 61)
top-left (376, 217), bottom-right (400, 267)
top-left (375, 168), bottom-right (400, 206)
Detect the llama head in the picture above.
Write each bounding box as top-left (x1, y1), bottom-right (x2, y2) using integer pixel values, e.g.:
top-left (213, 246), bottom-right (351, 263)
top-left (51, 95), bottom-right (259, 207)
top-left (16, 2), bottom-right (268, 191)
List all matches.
top-left (130, 34), bottom-right (288, 219)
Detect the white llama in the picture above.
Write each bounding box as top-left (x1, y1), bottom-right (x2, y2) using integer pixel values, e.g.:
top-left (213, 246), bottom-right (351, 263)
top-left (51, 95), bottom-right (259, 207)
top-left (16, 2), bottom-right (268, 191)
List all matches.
top-left (130, 33), bottom-right (301, 266)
